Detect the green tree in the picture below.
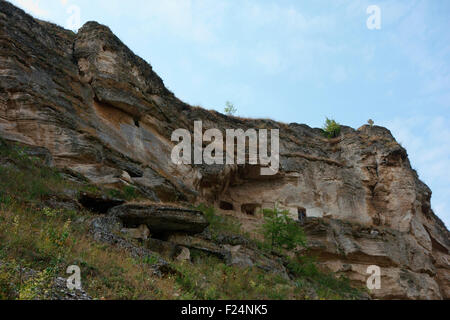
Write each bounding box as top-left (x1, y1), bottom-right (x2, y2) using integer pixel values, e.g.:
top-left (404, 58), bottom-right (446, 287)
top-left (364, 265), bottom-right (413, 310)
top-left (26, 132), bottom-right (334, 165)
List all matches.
top-left (322, 118), bottom-right (341, 138)
top-left (224, 101), bottom-right (237, 116)
top-left (261, 206), bottom-right (306, 251)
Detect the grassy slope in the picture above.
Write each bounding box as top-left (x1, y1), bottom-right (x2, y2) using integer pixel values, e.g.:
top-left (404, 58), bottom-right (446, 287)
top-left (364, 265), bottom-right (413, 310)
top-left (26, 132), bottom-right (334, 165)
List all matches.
top-left (0, 139), bottom-right (364, 300)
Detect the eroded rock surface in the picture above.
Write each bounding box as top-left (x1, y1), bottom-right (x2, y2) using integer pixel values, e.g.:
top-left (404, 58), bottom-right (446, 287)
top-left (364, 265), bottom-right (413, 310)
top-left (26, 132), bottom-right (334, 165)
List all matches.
top-left (78, 192), bottom-right (125, 213)
top-left (109, 204), bottom-right (209, 234)
top-left (0, 2), bottom-right (448, 299)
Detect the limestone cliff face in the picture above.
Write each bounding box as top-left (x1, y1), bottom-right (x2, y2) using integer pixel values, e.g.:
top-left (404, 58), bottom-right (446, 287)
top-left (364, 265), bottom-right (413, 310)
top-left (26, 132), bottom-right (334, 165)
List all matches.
top-left (0, 2), bottom-right (448, 299)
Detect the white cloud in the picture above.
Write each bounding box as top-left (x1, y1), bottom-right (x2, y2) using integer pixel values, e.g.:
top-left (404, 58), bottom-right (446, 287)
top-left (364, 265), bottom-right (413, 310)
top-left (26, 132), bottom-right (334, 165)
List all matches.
top-left (130, 0), bottom-right (228, 44)
top-left (9, 0), bottom-right (49, 18)
top-left (128, 0), bottom-right (342, 77)
top-left (387, 0), bottom-right (450, 108)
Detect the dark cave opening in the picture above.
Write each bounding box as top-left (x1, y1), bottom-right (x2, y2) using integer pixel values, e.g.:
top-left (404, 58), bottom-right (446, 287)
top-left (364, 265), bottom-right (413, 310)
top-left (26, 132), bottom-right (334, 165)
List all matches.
top-left (219, 201), bottom-right (234, 211)
top-left (298, 207), bottom-right (307, 222)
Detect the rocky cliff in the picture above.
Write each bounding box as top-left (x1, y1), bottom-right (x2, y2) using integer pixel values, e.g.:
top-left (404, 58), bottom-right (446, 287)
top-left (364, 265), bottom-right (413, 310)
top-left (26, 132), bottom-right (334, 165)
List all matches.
top-left (0, 1), bottom-right (448, 299)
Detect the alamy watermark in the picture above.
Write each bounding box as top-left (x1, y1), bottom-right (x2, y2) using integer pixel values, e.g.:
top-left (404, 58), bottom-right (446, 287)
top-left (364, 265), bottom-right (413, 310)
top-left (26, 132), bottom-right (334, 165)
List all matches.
top-left (171, 121), bottom-right (279, 175)
top-left (66, 265), bottom-right (81, 290)
top-left (66, 4), bottom-right (81, 31)
top-left (366, 265), bottom-right (381, 290)
top-left (366, 5), bottom-right (381, 30)
top-left (59, 0), bottom-right (81, 31)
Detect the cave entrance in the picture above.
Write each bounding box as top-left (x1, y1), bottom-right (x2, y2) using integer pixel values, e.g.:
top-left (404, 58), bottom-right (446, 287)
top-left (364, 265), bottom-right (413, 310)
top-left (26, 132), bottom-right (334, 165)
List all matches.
top-left (241, 203), bottom-right (260, 216)
top-left (78, 192), bottom-right (125, 214)
top-left (219, 201), bottom-right (234, 211)
top-left (298, 207), bottom-right (307, 223)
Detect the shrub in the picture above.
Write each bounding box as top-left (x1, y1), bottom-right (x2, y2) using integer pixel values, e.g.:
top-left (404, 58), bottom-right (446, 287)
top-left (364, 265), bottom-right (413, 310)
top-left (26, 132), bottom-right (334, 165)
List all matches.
top-left (322, 118), bottom-right (341, 138)
top-left (287, 255), bottom-right (319, 277)
top-left (224, 101), bottom-right (237, 116)
top-left (195, 204), bottom-right (242, 237)
top-left (261, 206), bottom-right (306, 251)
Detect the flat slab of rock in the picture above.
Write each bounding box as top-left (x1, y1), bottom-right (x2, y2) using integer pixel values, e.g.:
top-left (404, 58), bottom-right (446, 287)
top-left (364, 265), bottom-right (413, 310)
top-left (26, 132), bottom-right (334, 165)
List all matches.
top-left (109, 204), bottom-right (209, 234)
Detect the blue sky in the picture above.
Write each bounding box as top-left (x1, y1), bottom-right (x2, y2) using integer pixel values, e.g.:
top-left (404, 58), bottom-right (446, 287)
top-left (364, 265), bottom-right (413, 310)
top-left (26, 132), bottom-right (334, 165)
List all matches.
top-left (9, 0), bottom-right (450, 228)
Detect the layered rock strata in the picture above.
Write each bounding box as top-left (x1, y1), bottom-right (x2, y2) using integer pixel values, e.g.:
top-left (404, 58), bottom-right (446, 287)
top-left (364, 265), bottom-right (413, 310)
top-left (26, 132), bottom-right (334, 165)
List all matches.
top-left (0, 2), bottom-right (448, 299)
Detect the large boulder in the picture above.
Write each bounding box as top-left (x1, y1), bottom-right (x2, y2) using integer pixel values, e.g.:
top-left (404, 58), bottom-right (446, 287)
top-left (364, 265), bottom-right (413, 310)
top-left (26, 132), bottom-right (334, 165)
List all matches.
top-left (303, 217), bottom-right (444, 299)
top-left (90, 215), bottom-right (177, 276)
top-left (109, 204), bottom-right (209, 234)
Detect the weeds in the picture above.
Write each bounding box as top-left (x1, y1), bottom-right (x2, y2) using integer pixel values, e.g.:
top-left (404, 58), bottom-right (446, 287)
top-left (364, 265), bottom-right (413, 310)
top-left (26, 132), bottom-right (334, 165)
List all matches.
top-left (173, 254), bottom-right (292, 300)
top-left (287, 254), bottom-right (362, 299)
top-left (0, 141), bottom-right (177, 300)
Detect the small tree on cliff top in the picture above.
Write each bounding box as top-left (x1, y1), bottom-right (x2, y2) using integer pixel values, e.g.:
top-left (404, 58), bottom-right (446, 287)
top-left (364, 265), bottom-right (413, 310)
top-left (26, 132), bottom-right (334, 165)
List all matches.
top-left (322, 118), bottom-right (341, 138)
top-left (224, 101), bottom-right (237, 116)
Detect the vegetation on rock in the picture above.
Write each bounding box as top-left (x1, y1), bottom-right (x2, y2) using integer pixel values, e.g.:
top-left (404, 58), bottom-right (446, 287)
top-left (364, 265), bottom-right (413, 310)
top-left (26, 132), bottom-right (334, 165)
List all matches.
top-left (322, 118), bottom-right (341, 138)
top-left (224, 101), bottom-right (237, 116)
top-left (0, 140), bottom-right (364, 299)
top-left (261, 206), bottom-right (306, 251)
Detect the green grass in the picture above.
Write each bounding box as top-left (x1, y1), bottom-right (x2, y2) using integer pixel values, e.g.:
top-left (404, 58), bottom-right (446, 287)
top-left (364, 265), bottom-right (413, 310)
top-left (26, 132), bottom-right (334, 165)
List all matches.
top-left (0, 139), bottom-right (142, 205)
top-left (0, 140), bottom-right (176, 299)
top-left (173, 253), bottom-right (294, 300)
top-left (287, 255), bottom-right (363, 299)
top-left (0, 140), bottom-right (364, 300)
top-left (0, 200), bottom-right (180, 300)
top-left (106, 185), bottom-right (141, 201)
top-left (0, 141), bottom-right (67, 203)
top-left (195, 204), bottom-right (364, 299)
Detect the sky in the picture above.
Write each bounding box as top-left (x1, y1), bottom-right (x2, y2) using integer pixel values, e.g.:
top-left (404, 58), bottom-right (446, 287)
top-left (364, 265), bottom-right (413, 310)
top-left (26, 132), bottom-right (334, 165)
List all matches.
top-left (8, 0), bottom-right (450, 228)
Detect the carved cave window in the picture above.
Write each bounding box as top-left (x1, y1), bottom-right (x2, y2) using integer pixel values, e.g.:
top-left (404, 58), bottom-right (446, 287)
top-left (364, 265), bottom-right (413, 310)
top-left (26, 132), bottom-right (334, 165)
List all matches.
top-left (219, 201), bottom-right (234, 211)
top-left (298, 207), bottom-right (307, 222)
